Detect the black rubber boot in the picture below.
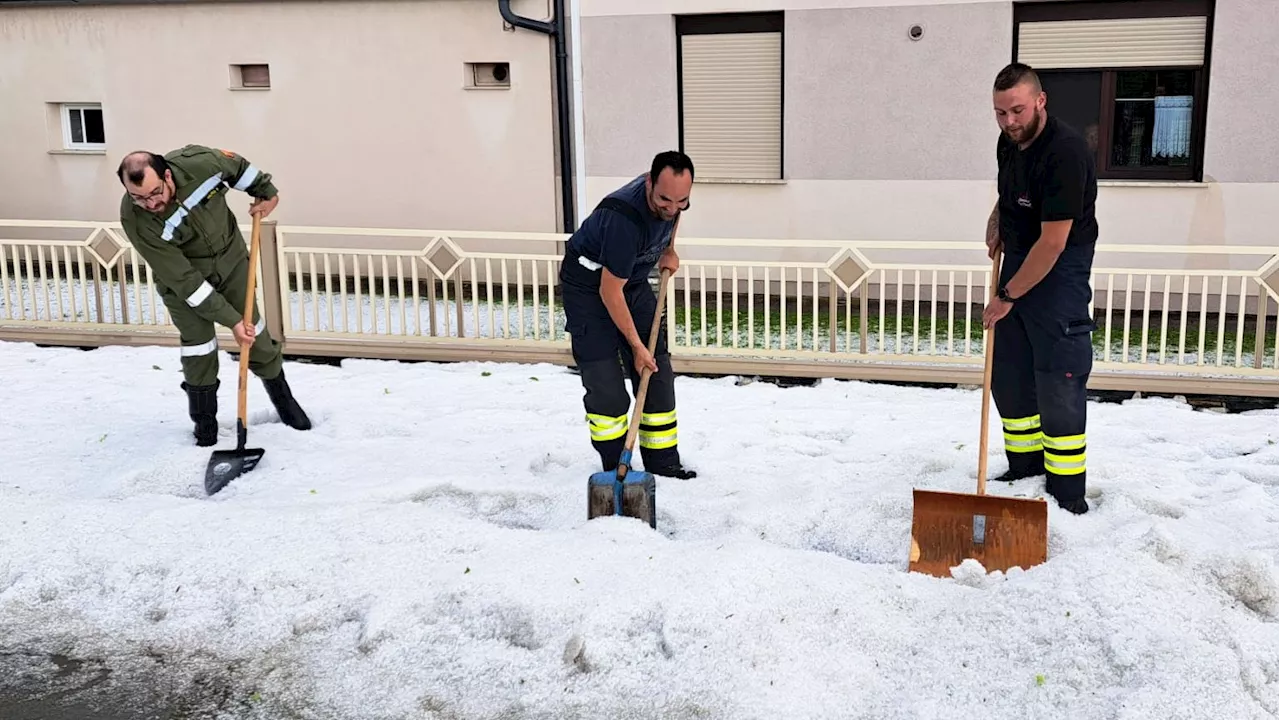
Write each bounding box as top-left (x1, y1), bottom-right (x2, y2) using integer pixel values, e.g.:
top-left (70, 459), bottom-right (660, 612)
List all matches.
top-left (182, 380), bottom-right (219, 447)
top-left (642, 447), bottom-right (697, 479)
top-left (262, 368), bottom-right (312, 431)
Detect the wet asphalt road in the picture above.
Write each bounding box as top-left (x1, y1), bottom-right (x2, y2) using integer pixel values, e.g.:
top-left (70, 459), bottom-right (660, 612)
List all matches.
top-left (0, 652), bottom-right (252, 720)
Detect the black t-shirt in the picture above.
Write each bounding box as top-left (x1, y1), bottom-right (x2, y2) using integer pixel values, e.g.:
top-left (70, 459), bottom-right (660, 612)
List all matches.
top-left (563, 175), bottom-right (676, 289)
top-left (996, 115), bottom-right (1099, 258)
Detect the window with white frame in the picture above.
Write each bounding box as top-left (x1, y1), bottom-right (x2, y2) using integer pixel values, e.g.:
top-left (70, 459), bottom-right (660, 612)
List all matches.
top-left (61, 103), bottom-right (106, 151)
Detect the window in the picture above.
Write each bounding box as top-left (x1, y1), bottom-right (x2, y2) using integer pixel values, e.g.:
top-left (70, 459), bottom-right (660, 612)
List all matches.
top-left (230, 63), bottom-right (271, 89)
top-left (676, 12), bottom-right (784, 181)
top-left (61, 103), bottom-right (105, 151)
top-left (1014, 0), bottom-right (1212, 181)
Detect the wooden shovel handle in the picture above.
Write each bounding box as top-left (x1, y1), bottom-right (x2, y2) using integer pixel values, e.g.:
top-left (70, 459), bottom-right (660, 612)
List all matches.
top-left (237, 214), bottom-right (262, 429)
top-left (621, 266), bottom-right (673, 457)
top-left (976, 246), bottom-right (1001, 496)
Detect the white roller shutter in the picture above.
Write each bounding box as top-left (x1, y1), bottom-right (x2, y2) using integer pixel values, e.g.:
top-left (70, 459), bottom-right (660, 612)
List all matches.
top-left (680, 32), bottom-right (782, 180)
top-left (1017, 16), bottom-right (1208, 69)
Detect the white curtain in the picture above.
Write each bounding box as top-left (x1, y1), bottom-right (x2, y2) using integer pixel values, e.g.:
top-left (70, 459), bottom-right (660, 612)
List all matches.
top-left (1152, 95), bottom-right (1193, 159)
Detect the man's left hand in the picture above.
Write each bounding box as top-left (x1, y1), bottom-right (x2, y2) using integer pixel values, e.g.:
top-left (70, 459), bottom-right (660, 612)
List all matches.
top-left (982, 298), bottom-right (1013, 329)
top-left (249, 195), bottom-right (279, 219)
top-left (659, 249), bottom-right (680, 275)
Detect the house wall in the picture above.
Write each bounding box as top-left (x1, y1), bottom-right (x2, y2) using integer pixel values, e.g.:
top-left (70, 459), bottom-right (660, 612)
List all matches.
top-left (579, 0), bottom-right (1279, 260)
top-left (0, 0), bottom-right (562, 232)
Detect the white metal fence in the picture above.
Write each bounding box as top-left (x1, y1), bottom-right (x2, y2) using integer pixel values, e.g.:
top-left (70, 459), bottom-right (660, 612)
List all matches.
top-left (2, 219), bottom-right (1276, 393)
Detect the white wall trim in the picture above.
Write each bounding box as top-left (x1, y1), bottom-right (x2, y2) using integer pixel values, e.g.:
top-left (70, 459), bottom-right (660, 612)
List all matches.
top-left (570, 0), bottom-right (589, 227)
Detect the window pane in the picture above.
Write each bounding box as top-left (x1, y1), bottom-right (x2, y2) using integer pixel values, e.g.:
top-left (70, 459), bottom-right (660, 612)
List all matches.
top-left (1111, 70), bottom-right (1195, 168)
top-left (84, 108), bottom-right (105, 144)
top-left (1040, 71), bottom-right (1102, 155)
top-left (69, 108), bottom-right (84, 144)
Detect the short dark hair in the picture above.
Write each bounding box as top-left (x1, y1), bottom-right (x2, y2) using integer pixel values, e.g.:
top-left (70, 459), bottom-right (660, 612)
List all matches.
top-left (116, 151), bottom-right (169, 186)
top-left (993, 62), bottom-right (1042, 93)
top-left (649, 150), bottom-right (694, 183)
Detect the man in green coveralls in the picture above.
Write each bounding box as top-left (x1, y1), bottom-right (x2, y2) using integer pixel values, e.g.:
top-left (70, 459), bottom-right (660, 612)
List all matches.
top-left (116, 145), bottom-right (311, 447)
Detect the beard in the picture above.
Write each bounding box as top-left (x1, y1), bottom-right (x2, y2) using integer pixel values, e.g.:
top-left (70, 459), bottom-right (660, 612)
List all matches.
top-left (1006, 108), bottom-right (1043, 145)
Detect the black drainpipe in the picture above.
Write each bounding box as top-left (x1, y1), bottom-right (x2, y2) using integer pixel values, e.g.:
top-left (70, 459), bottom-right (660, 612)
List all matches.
top-left (498, 0), bottom-right (576, 234)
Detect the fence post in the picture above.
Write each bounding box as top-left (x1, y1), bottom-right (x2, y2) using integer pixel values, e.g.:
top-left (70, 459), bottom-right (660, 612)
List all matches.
top-left (259, 220), bottom-right (286, 345)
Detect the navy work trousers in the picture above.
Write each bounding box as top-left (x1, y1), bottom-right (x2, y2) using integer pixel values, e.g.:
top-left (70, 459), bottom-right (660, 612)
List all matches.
top-left (991, 260), bottom-right (1095, 503)
top-left (560, 274), bottom-right (682, 473)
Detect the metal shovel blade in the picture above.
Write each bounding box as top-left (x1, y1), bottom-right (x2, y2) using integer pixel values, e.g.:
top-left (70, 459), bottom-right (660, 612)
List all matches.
top-left (908, 488), bottom-right (1048, 578)
top-left (587, 468), bottom-right (656, 529)
top-left (204, 445), bottom-right (264, 496)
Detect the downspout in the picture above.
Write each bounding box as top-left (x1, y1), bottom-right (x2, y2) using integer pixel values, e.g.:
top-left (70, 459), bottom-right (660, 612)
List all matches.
top-left (499, 0), bottom-right (576, 234)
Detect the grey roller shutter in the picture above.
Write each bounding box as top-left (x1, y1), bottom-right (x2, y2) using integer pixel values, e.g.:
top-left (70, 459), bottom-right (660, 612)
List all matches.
top-left (680, 32), bottom-right (783, 179)
top-left (1017, 16), bottom-right (1208, 69)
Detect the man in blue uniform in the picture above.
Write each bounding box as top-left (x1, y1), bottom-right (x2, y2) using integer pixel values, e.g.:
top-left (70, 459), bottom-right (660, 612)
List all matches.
top-left (559, 151), bottom-right (697, 479)
top-left (982, 63), bottom-right (1097, 515)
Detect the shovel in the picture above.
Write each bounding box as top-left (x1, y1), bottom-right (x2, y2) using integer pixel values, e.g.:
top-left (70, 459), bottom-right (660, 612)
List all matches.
top-left (586, 267), bottom-right (674, 529)
top-left (204, 214), bottom-right (266, 495)
top-left (908, 246), bottom-right (1048, 577)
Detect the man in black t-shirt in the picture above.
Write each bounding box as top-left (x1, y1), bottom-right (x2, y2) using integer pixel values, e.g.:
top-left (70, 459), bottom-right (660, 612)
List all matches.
top-left (981, 63), bottom-right (1098, 515)
top-left (558, 151), bottom-right (697, 480)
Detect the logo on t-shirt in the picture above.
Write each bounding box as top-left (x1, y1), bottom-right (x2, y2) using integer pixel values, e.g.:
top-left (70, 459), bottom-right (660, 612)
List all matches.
top-left (1017, 193), bottom-right (1032, 208)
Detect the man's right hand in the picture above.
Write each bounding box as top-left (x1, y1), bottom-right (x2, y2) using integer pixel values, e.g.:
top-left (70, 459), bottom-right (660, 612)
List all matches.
top-left (631, 343), bottom-right (658, 376)
top-left (232, 320), bottom-right (256, 347)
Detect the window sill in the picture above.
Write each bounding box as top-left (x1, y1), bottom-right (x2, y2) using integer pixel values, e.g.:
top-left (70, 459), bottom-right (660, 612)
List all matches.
top-left (694, 178), bottom-right (787, 186)
top-left (229, 86), bottom-right (271, 91)
top-left (48, 149), bottom-right (106, 156)
top-left (1099, 180), bottom-right (1207, 188)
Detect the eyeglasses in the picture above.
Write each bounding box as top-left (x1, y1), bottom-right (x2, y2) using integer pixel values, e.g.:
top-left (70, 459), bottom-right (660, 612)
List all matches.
top-left (129, 185), bottom-right (165, 206)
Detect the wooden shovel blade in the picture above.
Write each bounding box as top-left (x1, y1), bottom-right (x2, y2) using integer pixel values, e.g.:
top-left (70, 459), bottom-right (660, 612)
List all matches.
top-left (908, 488), bottom-right (1048, 578)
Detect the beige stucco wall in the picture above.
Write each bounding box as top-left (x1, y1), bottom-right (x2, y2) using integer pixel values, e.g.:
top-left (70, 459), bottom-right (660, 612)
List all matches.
top-left (580, 0), bottom-right (1279, 257)
top-left (0, 0), bottom-right (562, 232)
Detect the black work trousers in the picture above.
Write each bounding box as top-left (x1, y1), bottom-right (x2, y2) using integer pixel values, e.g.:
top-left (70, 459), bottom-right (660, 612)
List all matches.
top-left (561, 276), bottom-right (681, 472)
top-left (991, 288), bottom-right (1095, 503)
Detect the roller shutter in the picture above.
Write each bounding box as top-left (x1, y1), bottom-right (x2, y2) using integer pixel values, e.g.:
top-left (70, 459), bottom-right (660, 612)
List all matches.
top-left (1017, 16), bottom-right (1208, 69)
top-left (680, 32), bottom-right (782, 179)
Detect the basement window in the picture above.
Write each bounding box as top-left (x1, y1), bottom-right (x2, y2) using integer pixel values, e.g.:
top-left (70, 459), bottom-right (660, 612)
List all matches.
top-left (61, 103), bottom-right (105, 151)
top-left (231, 63), bottom-right (271, 90)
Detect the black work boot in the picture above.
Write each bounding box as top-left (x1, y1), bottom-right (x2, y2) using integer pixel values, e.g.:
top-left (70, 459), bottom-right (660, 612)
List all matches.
top-left (262, 368), bottom-right (312, 431)
top-left (1046, 474), bottom-right (1089, 515)
top-left (182, 380), bottom-right (219, 447)
top-left (641, 447), bottom-right (697, 479)
top-left (993, 449), bottom-right (1045, 482)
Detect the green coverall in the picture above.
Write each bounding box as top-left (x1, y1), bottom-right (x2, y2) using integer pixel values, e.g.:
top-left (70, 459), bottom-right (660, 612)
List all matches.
top-left (120, 144), bottom-right (311, 446)
top-left (119, 144), bottom-right (283, 386)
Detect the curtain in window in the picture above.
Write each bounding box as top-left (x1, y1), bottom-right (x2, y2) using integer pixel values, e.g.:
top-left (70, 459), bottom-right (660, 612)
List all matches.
top-left (1152, 95), bottom-right (1193, 159)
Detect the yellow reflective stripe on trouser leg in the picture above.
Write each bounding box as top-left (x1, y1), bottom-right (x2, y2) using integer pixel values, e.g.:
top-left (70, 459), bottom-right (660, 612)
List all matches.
top-left (586, 413), bottom-right (627, 442)
top-left (1001, 414), bottom-right (1042, 453)
top-left (639, 410), bottom-right (677, 450)
top-left (1043, 433), bottom-right (1086, 476)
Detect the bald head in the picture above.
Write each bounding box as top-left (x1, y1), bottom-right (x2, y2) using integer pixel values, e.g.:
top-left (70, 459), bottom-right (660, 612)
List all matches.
top-left (117, 150), bottom-right (175, 213)
top-left (116, 151), bottom-right (166, 186)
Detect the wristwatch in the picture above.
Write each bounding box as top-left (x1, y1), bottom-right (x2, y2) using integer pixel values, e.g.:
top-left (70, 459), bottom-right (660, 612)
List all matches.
top-left (997, 285), bottom-right (1018, 303)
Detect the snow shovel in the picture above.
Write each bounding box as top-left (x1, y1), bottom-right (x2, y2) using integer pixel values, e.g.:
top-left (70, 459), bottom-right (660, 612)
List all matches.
top-left (204, 214), bottom-right (266, 495)
top-left (586, 267), bottom-right (673, 529)
top-left (908, 246), bottom-right (1048, 577)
